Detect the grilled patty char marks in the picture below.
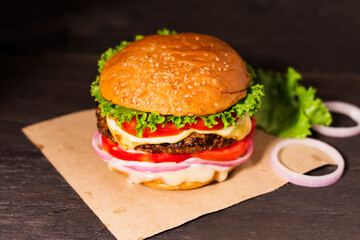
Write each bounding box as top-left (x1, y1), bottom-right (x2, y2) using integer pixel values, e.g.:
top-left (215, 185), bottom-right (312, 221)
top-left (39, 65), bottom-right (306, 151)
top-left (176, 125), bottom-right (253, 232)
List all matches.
top-left (135, 132), bottom-right (236, 154)
top-left (96, 107), bottom-right (236, 154)
top-left (96, 107), bottom-right (116, 142)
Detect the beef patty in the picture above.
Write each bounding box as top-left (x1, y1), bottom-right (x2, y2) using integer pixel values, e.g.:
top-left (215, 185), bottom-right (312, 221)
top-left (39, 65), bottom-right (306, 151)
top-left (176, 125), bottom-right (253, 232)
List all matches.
top-left (96, 108), bottom-right (236, 154)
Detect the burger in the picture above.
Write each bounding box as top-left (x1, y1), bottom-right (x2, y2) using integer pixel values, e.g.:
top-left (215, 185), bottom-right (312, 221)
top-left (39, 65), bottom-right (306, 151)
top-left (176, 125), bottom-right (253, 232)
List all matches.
top-left (91, 30), bottom-right (264, 190)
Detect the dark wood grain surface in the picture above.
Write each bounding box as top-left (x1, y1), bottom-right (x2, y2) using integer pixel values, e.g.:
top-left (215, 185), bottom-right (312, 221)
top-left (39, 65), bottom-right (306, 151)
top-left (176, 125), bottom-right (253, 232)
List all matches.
top-left (1, 1), bottom-right (359, 239)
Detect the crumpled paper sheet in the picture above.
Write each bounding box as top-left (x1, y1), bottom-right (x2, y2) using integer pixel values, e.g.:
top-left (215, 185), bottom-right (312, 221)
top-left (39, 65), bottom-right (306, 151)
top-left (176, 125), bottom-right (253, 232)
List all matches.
top-left (22, 109), bottom-right (334, 240)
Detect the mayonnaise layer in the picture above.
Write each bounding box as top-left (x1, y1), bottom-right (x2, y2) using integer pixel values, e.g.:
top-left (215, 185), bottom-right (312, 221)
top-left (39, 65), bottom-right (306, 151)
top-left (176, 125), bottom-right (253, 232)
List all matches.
top-left (108, 158), bottom-right (232, 186)
top-left (107, 113), bottom-right (251, 149)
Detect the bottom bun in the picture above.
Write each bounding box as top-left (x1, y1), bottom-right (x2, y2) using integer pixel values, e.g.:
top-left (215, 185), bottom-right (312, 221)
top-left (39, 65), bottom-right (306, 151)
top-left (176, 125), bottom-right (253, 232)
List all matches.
top-left (109, 165), bottom-right (235, 191)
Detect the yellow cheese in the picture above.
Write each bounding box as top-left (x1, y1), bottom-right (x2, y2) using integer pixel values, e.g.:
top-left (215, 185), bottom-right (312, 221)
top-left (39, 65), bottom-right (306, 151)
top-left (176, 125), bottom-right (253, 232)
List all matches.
top-left (106, 113), bottom-right (252, 150)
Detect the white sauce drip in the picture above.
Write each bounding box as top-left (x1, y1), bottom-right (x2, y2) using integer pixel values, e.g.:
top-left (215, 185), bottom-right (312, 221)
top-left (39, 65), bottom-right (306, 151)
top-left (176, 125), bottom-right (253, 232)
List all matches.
top-left (108, 158), bottom-right (232, 186)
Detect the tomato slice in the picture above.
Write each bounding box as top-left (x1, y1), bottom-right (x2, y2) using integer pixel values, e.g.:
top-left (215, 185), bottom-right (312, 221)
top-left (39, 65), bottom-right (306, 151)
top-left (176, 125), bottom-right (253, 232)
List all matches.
top-left (120, 116), bottom-right (226, 138)
top-left (192, 118), bottom-right (256, 161)
top-left (102, 118), bottom-right (256, 163)
top-left (101, 135), bottom-right (191, 163)
top-left (190, 117), bottom-right (225, 131)
top-left (121, 117), bottom-right (187, 137)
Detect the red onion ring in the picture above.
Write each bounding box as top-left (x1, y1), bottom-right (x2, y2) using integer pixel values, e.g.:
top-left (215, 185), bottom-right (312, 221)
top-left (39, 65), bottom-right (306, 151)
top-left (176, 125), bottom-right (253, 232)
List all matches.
top-left (92, 131), bottom-right (253, 173)
top-left (270, 138), bottom-right (344, 187)
top-left (92, 131), bottom-right (190, 172)
top-left (186, 140), bottom-right (254, 167)
top-left (312, 101), bottom-right (360, 137)
top-left (91, 131), bottom-right (113, 162)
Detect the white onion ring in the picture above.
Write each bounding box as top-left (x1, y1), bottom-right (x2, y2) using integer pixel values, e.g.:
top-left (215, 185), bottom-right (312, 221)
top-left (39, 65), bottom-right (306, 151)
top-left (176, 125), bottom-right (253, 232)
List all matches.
top-left (270, 138), bottom-right (344, 187)
top-left (312, 101), bottom-right (360, 137)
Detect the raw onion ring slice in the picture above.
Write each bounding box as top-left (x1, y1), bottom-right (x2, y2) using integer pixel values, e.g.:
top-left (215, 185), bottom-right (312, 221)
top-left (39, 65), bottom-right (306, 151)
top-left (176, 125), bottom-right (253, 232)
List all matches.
top-left (270, 138), bottom-right (344, 187)
top-left (312, 101), bottom-right (360, 137)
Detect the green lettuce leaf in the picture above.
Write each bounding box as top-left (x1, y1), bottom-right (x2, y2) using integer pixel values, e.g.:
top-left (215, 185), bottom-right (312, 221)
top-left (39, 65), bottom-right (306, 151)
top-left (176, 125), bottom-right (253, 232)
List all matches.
top-left (253, 67), bottom-right (332, 138)
top-left (91, 75), bottom-right (264, 136)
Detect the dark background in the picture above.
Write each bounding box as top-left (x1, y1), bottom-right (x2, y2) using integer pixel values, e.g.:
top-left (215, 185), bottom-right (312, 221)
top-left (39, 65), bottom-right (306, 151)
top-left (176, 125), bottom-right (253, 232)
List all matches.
top-left (1, 0), bottom-right (359, 239)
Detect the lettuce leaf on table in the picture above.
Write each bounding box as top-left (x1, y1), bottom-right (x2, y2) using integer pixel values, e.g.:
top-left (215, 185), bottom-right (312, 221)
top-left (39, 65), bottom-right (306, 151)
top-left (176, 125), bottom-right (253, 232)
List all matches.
top-left (253, 67), bottom-right (332, 138)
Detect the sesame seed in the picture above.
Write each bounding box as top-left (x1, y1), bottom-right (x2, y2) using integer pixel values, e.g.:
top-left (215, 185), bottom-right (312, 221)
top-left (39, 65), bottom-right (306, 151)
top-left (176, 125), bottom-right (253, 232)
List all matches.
top-left (195, 36), bottom-right (199, 41)
top-left (174, 90), bottom-right (178, 94)
top-left (213, 79), bottom-right (217, 84)
top-left (163, 76), bottom-right (168, 79)
top-left (202, 80), bottom-right (206, 85)
top-left (225, 53), bottom-right (228, 57)
top-left (116, 90), bottom-right (120, 95)
top-left (145, 55), bottom-right (148, 59)
top-left (184, 94), bottom-right (189, 98)
top-left (214, 103), bottom-right (219, 107)
top-left (123, 63), bottom-right (127, 67)
top-left (210, 43), bottom-right (214, 47)
top-left (218, 67), bottom-right (222, 71)
top-left (149, 59), bottom-right (153, 63)
top-left (146, 101), bottom-right (150, 105)
top-left (204, 67), bottom-right (209, 70)
top-left (121, 83), bottom-right (126, 86)
top-left (176, 108), bottom-right (182, 112)
top-left (204, 53), bottom-right (208, 56)
top-left (188, 85), bottom-right (193, 89)
top-left (216, 57), bottom-right (220, 62)
top-left (181, 53), bottom-right (185, 57)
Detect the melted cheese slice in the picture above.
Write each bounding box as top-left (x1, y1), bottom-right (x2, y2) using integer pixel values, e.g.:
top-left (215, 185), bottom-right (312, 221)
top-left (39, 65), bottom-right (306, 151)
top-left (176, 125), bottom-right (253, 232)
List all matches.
top-left (106, 113), bottom-right (252, 150)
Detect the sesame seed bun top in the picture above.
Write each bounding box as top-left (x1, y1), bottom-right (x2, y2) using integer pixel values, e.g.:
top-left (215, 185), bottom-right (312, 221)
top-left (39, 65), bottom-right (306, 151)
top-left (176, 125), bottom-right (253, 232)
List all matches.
top-left (99, 33), bottom-right (250, 116)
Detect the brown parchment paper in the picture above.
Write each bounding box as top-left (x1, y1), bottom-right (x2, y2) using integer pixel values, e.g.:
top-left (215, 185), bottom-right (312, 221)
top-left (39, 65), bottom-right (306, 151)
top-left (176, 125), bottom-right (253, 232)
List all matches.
top-left (22, 109), bottom-right (334, 240)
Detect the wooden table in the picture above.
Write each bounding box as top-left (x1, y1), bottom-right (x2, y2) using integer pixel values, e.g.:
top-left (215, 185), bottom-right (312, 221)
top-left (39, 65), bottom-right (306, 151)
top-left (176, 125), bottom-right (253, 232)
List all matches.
top-left (1, 1), bottom-right (359, 239)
